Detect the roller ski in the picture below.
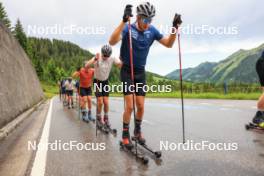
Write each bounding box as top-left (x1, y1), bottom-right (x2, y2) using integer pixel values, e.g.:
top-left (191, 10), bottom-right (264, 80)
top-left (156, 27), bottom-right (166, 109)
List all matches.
top-left (105, 126), bottom-right (117, 136)
top-left (96, 117), bottom-right (109, 134)
top-left (104, 125), bottom-right (117, 136)
top-left (245, 111), bottom-right (264, 131)
top-left (132, 128), bottom-right (162, 159)
top-left (119, 127), bottom-right (149, 165)
top-left (81, 109), bottom-right (95, 123)
top-left (119, 140), bottom-right (149, 165)
top-left (245, 122), bottom-right (264, 131)
top-left (103, 115), bottom-right (117, 136)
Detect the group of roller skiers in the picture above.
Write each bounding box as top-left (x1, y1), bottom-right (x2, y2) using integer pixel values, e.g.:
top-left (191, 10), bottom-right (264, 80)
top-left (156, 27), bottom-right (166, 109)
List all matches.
top-left (57, 2), bottom-right (264, 149)
top-left (59, 77), bottom-right (76, 109)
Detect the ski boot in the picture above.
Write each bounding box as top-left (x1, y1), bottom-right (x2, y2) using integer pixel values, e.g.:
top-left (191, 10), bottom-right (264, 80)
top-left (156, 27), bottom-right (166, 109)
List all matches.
top-left (133, 130), bottom-right (146, 145)
top-left (133, 119), bottom-right (146, 144)
top-left (122, 128), bottom-right (133, 150)
top-left (82, 109), bottom-right (89, 122)
top-left (88, 110), bottom-right (95, 122)
top-left (104, 115), bottom-right (111, 128)
top-left (253, 111), bottom-right (264, 125)
top-left (96, 115), bottom-right (103, 128)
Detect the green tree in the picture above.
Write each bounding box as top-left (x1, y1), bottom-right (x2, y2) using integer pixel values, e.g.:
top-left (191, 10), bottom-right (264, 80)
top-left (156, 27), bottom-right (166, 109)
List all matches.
top-left (26, 37), bottom-right (93, 83)
top-left (14, 19), bottom-right (28, 52)
top-left (45, 59), bottom-right (57, 81)
top-left (0, 2), bottom-right (11, 30)
top-left (27, 39), bottom-right (34, 60)
top-left (55, 67), bottom-right (65, 81)
top-left (33, 59), bottom-right (44, 79)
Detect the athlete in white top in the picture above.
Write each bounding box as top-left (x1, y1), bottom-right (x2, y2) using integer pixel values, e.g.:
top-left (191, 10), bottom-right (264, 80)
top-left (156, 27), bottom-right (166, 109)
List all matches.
top-left (64, 77), bottom-right (75, 109)
top-left (86, 44), bottom-right (122, 127)
top-left (94, 56), bottom-right (121, 81)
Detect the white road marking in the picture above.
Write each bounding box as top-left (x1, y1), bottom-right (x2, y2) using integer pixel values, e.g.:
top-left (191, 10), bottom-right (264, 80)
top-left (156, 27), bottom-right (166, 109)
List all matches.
top-left (221, 104), bottom-right (234, 107)
top-left (142, 119), bottom-right (154, 125)
top-left (200, 103), bottom-right (211, 106)
top-left (30, 98), bottom-right (53, 176)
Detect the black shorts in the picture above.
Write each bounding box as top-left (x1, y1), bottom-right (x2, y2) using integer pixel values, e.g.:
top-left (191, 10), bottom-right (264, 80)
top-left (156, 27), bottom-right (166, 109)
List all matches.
top-left (61, 88), bottom-right (66, 94)
top-left (93, 79), bottom-right (109, 97)
top-left (120, 65), bottom-right (146, 96)
top-left (66, 90), bottom-right (73, 96)
top-left (80, 87), bottom-right (92, 97)
top-left (75, 85), bottom-right (80, 94)
top-left (256, 59), bottom-right (264, 87)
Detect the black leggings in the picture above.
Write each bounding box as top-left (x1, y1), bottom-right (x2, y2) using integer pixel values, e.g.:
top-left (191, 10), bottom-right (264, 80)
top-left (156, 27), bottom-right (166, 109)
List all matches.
top-left (256, 58), bottom-right (264, 87)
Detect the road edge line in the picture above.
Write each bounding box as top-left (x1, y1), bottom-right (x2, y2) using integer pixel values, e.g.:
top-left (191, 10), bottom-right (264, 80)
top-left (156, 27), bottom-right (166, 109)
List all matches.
top-left (30, 98), bottom-right (53, 176)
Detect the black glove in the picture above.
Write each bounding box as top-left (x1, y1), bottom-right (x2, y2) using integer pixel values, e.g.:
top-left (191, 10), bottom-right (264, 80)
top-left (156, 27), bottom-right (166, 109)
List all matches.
top-left (123, 4), bottom-right (133, 23)
top-left (173, 13), bottom-right (182, 29)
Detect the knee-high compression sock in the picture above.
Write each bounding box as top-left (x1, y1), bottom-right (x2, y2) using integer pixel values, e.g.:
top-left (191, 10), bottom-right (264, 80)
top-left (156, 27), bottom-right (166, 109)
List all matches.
top-left (122, 123), bottom-right (130, 139)
top-left (134, 119), bottom-right (142, 133)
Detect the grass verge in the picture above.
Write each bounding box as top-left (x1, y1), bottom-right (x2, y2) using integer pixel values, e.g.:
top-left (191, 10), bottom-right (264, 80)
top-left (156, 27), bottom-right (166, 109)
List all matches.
top-left (41, 82), bottom-right (58, 99)
top-left (110, 92), bottom-right (260, 100)
top-left (40, 82), bottom-right (261, 100)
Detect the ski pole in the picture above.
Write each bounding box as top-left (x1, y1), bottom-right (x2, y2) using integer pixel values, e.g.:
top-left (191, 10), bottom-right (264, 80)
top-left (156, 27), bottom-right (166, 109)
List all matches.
top-left (96, 97), bottom-right (98, 137)
top-left (177, 32), bottom-right (186, 144)
top-left (95, 56), bottom-right (100, 137)
top-left (95, 80), bottom-right (99, 137)
top-left (59, 82), bottom-right (61, 101)
top-left (128, 19), bottom-right (138, 155)
top-left (75, 82), bottom-right (78, 106)
top-left (78, 81), bottom-right (81, 120)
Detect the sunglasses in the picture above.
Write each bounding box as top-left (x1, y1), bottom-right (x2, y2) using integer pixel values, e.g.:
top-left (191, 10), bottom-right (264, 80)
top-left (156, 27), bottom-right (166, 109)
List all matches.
top-left (141, 17), bottom-right (152, 24)
top-left (103, 55), bottom-right (110, 58)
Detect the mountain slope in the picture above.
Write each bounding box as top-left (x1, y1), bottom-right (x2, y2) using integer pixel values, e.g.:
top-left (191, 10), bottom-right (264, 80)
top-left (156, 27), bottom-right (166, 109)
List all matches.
top-left (166, 62), bottom-right (217, 82)
top-left (166, 43), bottom-right (264, 84)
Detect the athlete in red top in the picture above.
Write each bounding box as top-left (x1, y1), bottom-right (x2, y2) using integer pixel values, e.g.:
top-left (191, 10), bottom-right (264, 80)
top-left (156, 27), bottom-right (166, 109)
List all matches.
top-left (73, 63), bottom-right (95, 121)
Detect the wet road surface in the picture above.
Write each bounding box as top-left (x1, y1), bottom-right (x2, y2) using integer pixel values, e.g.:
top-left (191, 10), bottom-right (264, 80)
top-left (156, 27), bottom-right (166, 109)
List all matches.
top-left (1, 96), bottom-right (264, 176)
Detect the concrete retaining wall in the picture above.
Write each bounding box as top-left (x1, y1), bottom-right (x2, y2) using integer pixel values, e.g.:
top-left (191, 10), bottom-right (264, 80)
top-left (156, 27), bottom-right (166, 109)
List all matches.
top-left (0, 22), bottom-right (44, 128)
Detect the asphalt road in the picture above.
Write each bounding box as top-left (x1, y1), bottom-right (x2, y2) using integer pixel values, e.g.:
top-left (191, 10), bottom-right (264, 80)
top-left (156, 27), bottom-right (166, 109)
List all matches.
top-left (0, 96), bottom-right (264, 176)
